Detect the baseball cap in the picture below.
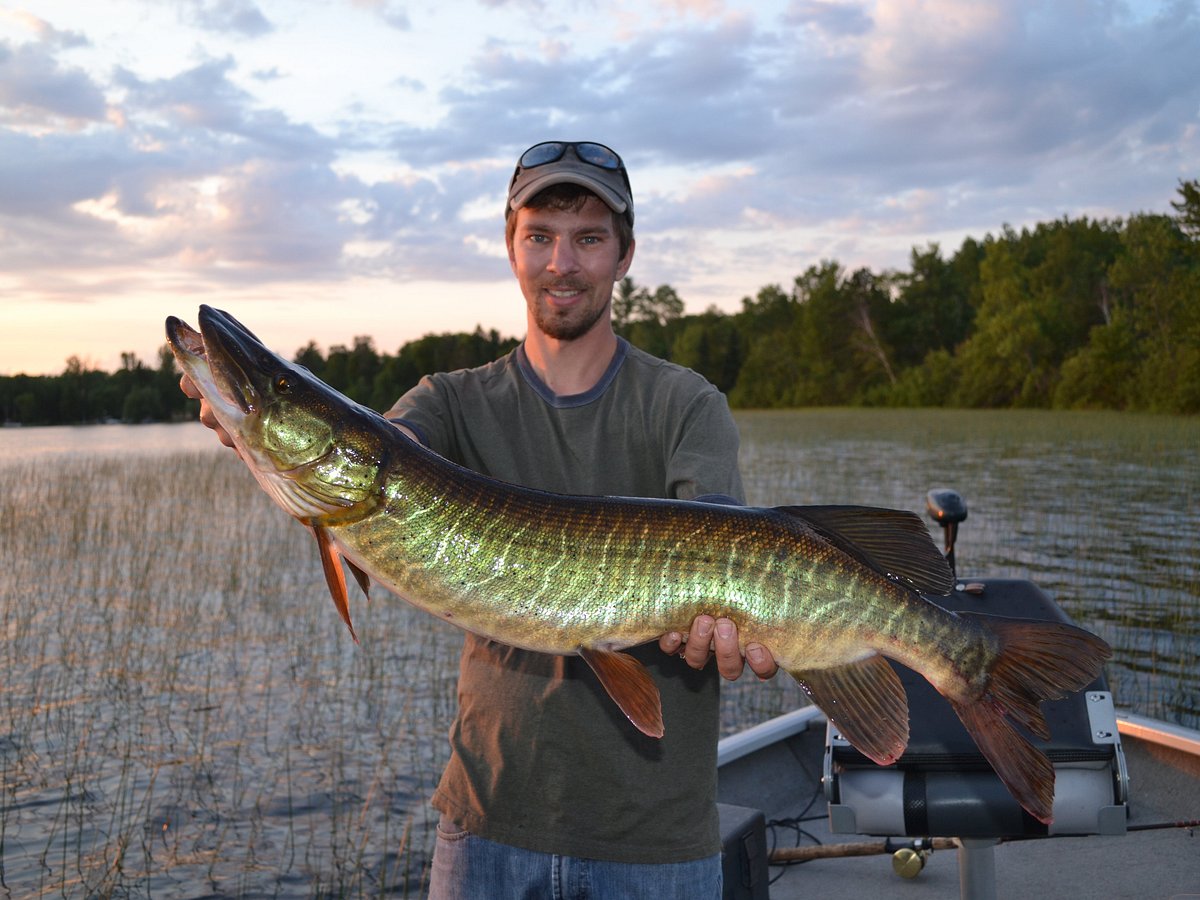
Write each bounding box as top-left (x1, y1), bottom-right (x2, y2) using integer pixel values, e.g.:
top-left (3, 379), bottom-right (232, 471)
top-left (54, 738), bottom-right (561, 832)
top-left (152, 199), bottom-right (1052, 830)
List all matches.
top-left (507, 141), bottom-right (634, 225)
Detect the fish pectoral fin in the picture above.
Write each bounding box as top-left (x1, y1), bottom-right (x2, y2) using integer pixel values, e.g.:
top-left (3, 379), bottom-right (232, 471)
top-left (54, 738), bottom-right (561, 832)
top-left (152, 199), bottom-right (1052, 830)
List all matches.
top-left (578, 647), bottom-right (664, 739)
top-left (311, 526), bottom-right (359, 644)
top-left (788, 654), bottom-right (908, 765)
top-left (345, 558), bottom-right (372, 601)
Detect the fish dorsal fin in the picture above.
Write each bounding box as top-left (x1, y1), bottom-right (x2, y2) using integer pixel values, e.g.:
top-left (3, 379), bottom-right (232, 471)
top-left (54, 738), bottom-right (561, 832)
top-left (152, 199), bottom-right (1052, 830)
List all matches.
top-left (788, 654), bottom-right (909, 766)
top-left (577, 647), bottom-right (664, 738)
top-left (778, 505), bottom-right (954, 596)
top-left (311, 526), bottom-right (359, 643)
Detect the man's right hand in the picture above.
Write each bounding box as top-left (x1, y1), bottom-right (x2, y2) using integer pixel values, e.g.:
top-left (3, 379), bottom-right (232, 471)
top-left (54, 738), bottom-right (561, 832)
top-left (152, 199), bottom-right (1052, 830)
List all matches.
top-left (179, 374), bottom-right (238, 452)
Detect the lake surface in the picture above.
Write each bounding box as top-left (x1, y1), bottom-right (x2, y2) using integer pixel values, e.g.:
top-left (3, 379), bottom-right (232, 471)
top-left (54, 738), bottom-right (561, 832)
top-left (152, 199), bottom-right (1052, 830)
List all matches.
top-left (1, 410), bottom-right (1196, 898)
top-left (0, 421), bottom-right (220, 463)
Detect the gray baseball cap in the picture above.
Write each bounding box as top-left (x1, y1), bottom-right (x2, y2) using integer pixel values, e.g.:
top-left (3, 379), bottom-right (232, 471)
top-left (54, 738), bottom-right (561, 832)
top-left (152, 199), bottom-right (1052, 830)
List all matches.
top-left (507, 141), bottom-right (634, 225)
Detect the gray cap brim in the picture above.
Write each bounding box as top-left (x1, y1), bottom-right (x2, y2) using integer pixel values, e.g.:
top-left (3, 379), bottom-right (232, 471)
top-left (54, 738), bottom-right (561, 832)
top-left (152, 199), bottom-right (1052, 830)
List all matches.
top-left (508, 158), bottom-right (633, 222)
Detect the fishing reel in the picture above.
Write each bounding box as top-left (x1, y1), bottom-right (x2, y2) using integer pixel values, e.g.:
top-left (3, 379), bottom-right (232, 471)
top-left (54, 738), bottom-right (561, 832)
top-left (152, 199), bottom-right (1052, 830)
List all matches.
top-left (891, 839), bottom-right (936, 878)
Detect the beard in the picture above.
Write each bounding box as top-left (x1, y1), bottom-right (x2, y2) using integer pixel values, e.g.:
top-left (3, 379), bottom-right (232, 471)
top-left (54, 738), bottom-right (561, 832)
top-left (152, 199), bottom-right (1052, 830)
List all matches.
top-left (531, 290), bottom-right (612, 342)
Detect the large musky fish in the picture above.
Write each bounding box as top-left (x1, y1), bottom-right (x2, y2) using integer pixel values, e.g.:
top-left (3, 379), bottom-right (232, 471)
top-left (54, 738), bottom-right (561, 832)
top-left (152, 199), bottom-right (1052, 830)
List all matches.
top-left (167, 305), bottom-right (1111, 825)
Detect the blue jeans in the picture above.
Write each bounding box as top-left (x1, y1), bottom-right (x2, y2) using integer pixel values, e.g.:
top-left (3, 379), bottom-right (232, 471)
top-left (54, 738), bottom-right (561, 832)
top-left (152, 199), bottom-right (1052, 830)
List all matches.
top-left (428, 816), bottom-right (722, 899)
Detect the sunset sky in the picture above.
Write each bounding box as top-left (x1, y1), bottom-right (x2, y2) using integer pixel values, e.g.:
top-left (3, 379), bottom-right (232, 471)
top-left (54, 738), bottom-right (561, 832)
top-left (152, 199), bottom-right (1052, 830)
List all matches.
top-left (2, 0), bottom-right (1198, 375)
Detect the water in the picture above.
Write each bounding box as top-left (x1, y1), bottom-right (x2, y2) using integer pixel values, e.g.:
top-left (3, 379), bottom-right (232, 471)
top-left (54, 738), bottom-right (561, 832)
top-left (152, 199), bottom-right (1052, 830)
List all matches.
top-left (1, 412), bottom-right (1196, 897)
top-left (0, 422), bottom-right (219, 463)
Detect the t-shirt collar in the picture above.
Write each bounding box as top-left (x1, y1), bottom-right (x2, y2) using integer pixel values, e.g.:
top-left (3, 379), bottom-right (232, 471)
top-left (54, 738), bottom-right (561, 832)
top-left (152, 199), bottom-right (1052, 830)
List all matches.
top-left (515, 337), bottom-right (629, 409)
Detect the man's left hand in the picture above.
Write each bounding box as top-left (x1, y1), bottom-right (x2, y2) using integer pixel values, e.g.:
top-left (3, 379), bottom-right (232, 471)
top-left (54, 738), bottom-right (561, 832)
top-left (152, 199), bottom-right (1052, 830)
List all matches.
top-left (659, 616), bottom-right (779, 681)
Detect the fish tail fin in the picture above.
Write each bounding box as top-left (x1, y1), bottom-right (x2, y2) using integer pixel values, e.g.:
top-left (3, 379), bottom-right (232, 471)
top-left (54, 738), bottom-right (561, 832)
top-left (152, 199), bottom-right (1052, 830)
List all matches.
top-left (950, 614), bottom-right (1112, 824)
top-left (948, 695), bottom-right (1057, 824)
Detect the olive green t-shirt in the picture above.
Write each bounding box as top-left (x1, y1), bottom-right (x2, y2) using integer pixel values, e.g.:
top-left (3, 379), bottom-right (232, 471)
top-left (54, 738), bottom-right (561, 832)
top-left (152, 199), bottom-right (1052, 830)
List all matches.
top-left (386, 337), bottom-right (744, 863)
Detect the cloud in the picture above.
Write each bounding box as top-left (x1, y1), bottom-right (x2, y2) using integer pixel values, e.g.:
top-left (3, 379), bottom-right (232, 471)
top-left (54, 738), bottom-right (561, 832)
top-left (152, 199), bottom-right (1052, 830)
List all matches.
top-left (114, 58), bottom-right (335, 157)
top-left (784, 0), bottom-right (874, 37)
top-left (0, 49), bottom-right (359, 285)
top-left (182, 0), bottom-right (274, 38)
top-left (0, 38), bottom-right (108, 125)
top-left (0, 9), bottom-right (90, 48)
top-left (347, 0), bottom-right (412, 30)
top-left (2, 0), bottom-right (1198, 313)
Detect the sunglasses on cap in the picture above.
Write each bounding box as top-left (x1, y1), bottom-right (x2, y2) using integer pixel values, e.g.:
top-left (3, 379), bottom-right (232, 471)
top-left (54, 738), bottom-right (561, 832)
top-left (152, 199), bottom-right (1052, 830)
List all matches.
top-left (508, 141), bottom-right (634, 223)
top-left (517, 141), bottom-right (627, 174)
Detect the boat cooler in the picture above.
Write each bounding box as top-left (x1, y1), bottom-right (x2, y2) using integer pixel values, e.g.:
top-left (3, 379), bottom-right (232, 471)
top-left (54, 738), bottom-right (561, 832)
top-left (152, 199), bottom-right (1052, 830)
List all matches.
top-left (824, 578), bottom-right (1128, 840)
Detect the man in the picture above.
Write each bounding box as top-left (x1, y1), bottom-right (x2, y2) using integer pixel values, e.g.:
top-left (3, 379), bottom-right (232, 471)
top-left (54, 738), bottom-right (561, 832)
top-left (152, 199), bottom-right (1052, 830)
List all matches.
top-left (183, 141), bottom-right (776, 897)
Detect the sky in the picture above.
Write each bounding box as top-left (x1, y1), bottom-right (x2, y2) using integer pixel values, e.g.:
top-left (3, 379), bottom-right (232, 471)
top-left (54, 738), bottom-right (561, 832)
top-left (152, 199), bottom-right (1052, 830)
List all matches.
top-left (1, 0), bottom-right (1198, 376)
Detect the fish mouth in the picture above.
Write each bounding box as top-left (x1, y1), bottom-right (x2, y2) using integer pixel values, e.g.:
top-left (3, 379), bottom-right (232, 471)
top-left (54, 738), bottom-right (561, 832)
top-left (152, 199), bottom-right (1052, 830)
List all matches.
top-left (166, 305), bottom-right (275, 419)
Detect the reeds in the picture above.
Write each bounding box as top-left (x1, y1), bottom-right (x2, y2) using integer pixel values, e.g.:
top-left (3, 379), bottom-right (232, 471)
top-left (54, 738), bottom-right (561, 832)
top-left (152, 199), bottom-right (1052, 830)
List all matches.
top-left (1, 451), bottom-right (461, 897)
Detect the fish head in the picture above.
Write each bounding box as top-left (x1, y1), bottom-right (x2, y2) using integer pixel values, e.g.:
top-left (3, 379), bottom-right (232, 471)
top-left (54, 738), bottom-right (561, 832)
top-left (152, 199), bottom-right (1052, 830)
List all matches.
top-left (166, 305), bottom-right (389, 524)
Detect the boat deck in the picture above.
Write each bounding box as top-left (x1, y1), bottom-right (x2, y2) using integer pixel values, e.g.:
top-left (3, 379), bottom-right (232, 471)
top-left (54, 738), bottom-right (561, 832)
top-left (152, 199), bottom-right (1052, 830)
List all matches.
top-left (717, 709), bottom-right (1200, 900)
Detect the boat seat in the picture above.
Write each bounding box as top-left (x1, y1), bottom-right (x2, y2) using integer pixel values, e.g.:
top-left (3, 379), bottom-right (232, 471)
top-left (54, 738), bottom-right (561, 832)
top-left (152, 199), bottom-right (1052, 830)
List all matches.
top-left (825, 578), bottom-right (1128, 840)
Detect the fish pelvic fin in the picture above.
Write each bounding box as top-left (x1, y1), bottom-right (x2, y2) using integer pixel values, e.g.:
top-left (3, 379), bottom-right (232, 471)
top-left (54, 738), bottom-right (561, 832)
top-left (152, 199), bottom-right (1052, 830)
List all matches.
top-left (311, 525), bottom-right (359, 644)
top-left (578, 647), bottom-right (664, 739)
top-left (950, 613), bottom-right (1112, 824)
top-left (788, 654), bottom-right (909, 765)
top-left (777, 505), bottom-right (955, 596)
top-left (345, 558), bottom-right (372, 601)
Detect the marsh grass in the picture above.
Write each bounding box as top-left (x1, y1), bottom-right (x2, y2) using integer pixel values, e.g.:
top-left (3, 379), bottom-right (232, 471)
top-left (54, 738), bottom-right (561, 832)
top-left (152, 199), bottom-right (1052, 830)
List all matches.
top-left (1, 409), bottom-right (1196, 897)
top-left (1, 452), bottom-right (462, 897)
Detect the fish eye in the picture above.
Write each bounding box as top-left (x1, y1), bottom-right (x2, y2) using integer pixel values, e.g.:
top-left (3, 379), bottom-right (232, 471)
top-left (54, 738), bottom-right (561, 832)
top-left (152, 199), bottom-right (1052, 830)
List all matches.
top-left (275, 375), bottom-right (292, 393)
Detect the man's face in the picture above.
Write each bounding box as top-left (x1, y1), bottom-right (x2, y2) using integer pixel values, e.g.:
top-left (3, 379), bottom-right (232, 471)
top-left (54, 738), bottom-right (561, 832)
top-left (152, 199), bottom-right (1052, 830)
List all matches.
top-left (507, 196), bottom-right (635, 342)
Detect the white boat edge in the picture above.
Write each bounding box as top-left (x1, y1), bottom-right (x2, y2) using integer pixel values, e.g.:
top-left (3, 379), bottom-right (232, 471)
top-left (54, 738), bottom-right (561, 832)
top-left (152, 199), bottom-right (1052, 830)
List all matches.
top-left (718, 705), bottom-right (1200, 768)
top-left (1116, 712), bottom-right (1200, 756)
top-left (718, 705), bottom-right (827, 768)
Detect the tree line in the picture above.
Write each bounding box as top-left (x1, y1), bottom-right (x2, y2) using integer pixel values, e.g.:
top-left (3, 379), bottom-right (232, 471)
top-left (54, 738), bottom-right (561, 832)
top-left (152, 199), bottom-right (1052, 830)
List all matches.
top-left (3, 180), bottom-right (1197, 425)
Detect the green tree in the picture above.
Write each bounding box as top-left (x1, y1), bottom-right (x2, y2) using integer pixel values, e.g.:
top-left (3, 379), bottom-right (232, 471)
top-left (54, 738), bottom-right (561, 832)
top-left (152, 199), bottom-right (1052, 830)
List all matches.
top-left (294, 341), bottom-right (326, 377)
top-left (670, 310), bottom-right (743, 393)
top-left (1171, 178), bottom-right (1200, 239)
top-left (788, 262), bottom-right (894, 405)
top-left (734, 283), bottom-right (795, 340)
top-left (1104, 213), bottom-right (1200, 412)
top-left (612, 278), bottom-right (684, 331)
top-left (614, 279), bottom-right (685, 359)
top-left (1053, 307), bottom-right (1141, 410)
top-left (122, 386), bottom-right (163, 422)
top-left (728, 334), bottom-right (802, 408)
top-left (886, 349), bottom-right (961, 408)
top-left (887, 241), bottom-right (978, 369)
top-left (612, 277), bottom-right (640, 332)
top-left (953, 235), bottom-right (1052, 407)
top-left (729, 279), bottom-right (810, 407)
top-left (14, 391), bottom-right (37, 423)
top-left (950, 219), bottom-right (1120, 407)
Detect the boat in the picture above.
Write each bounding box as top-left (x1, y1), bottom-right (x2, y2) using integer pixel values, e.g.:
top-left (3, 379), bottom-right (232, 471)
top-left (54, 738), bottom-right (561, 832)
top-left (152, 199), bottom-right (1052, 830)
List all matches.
top-left (715, 489), bottom-right (1200, 900)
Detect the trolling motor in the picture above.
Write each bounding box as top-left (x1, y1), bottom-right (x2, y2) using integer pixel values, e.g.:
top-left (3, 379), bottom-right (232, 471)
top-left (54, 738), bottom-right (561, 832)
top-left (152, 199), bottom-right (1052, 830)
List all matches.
top-left (925, 488), bottom-right (968, 579)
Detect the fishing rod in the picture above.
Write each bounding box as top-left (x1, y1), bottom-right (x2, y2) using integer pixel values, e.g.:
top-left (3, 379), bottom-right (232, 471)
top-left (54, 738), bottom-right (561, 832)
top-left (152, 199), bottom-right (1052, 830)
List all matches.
top-left (768, 818), bottom-right (1200, 875)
